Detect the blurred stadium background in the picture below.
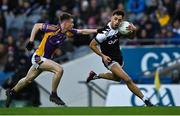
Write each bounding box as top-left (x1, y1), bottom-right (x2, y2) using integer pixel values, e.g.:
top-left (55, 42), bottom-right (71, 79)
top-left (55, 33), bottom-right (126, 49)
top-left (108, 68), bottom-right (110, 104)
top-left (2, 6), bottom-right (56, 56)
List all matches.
top-left (0, 0), bottom-right (179, 108)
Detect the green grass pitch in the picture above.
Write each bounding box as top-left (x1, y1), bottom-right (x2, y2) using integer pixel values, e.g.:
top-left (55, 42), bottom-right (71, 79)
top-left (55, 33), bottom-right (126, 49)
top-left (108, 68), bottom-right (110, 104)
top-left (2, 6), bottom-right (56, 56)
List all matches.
top-left (0, 107), bottom-right (180, 115)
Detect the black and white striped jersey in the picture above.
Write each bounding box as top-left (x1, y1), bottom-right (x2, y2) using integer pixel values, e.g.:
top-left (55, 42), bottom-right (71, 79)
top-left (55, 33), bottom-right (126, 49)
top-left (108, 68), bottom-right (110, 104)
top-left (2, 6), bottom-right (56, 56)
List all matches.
top-left (95, 22), bottom-right (123, 61)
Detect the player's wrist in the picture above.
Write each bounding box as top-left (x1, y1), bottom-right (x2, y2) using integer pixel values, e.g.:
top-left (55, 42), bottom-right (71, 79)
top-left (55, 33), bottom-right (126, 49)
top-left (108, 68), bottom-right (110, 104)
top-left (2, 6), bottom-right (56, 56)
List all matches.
top-left (29, 39), bottom-right (34, 43)
top-left (101, 54), bottom-right (106, 58)
top-left (26, 41), bottom-right (34, 51)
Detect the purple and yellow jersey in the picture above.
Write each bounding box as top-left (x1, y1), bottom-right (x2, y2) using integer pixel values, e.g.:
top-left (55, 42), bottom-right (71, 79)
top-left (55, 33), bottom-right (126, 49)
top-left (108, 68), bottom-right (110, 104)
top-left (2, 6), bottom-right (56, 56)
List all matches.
top-left (35, 23), bottom-right (77, 59)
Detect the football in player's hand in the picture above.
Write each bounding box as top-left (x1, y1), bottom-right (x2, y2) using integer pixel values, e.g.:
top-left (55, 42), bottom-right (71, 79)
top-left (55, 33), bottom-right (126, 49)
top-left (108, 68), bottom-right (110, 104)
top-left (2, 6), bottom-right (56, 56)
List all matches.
top-left (118, 21), bottom-right (135, 35)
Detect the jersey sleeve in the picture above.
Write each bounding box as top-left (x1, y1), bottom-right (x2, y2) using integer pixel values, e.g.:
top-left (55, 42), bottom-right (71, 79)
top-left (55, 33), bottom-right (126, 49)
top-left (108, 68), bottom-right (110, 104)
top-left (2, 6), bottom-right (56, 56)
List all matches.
top-left (41, 23), bottom-right (59, 32)
top-left (95, 33), bottom-right (107, 43)
top-left (95, 25), bottom-right (110, 43)
top-left (66, 29), bottom-right (78, 38)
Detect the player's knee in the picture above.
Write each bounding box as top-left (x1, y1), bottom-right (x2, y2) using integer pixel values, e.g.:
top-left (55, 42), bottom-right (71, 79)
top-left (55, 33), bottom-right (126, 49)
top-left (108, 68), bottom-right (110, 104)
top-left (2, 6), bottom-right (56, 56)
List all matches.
top-left (25, 77), bottom-right (34, 84)
top-left (59, 66), bottom-right (64, 73)
top-left (124, 78), bottom-right (133, 84)
top-left (55, 66), bottom-right (63, 75)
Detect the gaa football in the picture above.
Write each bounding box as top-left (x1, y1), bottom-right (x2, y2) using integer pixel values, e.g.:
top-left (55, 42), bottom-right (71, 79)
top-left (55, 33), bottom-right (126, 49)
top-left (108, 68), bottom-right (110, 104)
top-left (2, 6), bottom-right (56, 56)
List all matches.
top-left (118, 21), bottom-right (133, 35)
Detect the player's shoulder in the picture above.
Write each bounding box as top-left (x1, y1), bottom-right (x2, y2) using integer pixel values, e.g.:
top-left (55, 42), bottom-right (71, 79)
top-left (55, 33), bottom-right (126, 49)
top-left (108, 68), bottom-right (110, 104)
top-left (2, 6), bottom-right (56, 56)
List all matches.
top-left (66, 29), bottom-right (77, 38)
top-left (42, 23), bottom-right (60, 32)
top-left (98, 23), bottom-right (111, 34)
top-left (47, 24), bottom-right (59, 30)
top-left (97, 22), bottom-right (119, 36)
top-left (95, 24), bottom-right (110, 42)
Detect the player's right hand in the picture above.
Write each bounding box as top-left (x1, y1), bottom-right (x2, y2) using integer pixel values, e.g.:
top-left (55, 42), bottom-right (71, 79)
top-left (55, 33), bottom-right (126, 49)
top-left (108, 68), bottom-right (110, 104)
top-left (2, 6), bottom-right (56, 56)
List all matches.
top-left (126, 23), bottom-right (136, 31)
top-left (26, 41), bottom-right (34, 51)
top-left (102, 55), bottom-right (112, 65)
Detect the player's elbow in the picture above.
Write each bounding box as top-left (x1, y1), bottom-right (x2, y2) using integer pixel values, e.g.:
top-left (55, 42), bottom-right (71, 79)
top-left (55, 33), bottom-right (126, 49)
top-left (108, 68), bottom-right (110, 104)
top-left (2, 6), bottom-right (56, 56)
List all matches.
top-left (89, 39), bottom-right (98, 49)
top-left (89, 42), bottom-right (93, 49)
top-left (89, 42), bottom-right (96, 50)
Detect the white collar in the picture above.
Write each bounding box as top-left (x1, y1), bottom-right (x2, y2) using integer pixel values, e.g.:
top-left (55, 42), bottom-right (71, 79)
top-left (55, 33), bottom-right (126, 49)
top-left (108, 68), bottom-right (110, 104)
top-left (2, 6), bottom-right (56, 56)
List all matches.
top-left (108, 22), bottom-right (118, 31)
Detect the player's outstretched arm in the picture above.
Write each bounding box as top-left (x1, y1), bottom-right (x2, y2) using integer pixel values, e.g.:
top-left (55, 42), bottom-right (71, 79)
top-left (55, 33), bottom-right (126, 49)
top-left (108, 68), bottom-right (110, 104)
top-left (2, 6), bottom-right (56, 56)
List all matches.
top-left (76, 29), bottom-right (97, 35)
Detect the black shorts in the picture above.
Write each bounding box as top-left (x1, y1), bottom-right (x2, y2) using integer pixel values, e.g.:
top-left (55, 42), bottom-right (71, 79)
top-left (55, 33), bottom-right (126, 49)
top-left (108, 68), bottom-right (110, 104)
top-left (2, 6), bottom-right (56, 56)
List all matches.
top-left (102, 56), bottom-right (123, 70)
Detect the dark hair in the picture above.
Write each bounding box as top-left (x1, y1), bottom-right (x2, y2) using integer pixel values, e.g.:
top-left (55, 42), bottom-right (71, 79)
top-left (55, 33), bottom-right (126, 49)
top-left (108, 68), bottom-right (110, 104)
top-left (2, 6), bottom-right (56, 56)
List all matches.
top-left (112, 9), bottom-right (125, 17)
top-left (60, 12), bottom-right (73, 22)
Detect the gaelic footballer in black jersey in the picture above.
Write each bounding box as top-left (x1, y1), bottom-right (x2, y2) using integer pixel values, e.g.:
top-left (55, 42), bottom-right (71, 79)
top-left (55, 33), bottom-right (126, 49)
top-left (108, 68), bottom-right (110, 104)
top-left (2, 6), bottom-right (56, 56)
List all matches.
top-left (95, 22), bottom-right (124, 69)
top-left (87, 9), bottom-right (154, 106)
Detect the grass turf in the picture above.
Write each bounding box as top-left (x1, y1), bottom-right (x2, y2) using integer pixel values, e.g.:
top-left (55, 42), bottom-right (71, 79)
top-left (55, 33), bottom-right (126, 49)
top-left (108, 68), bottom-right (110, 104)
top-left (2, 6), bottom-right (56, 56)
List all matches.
top-left (0, 107), bottom-right (180, 115)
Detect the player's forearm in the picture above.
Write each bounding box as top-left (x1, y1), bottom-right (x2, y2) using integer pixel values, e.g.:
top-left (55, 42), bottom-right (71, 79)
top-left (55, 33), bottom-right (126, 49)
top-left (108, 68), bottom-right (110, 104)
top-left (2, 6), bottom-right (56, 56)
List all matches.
top-left (29, 24), bottom-right (42, 42)
top-left (78, 29), bottom-right (97, 35)
top-left (89, 43), bottom-right (104, 57)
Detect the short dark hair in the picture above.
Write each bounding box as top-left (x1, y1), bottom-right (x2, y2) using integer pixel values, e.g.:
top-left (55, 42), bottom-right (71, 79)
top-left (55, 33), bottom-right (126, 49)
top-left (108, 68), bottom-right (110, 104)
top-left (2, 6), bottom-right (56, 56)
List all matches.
top-left (112, 9), bottom-right (125, 17)
top-left (60, 12), bottom-right (73, 22)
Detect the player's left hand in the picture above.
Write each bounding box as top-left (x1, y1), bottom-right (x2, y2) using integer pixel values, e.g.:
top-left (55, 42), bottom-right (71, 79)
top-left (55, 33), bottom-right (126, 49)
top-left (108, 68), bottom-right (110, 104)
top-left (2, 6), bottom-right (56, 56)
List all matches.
top-left (26, 41), bottom-right (34, 51)
top-left (126, 23), bottom-right (136, 31)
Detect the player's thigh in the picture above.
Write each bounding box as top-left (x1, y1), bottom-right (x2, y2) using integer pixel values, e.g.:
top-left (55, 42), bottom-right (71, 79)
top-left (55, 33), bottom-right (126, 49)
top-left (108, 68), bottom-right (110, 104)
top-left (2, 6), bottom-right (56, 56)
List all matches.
top-left (39, 59), bottom-right (62, 73)
top-left (25, 66), bottom-right (42, 81)
top-left (110, 63), bottom-right (131, 82)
